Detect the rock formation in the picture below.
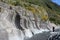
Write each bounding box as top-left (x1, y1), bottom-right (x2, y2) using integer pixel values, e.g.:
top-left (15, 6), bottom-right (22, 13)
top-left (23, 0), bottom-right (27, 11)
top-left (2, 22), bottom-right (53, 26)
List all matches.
top-left (0, 0), bottom-right (60, 40)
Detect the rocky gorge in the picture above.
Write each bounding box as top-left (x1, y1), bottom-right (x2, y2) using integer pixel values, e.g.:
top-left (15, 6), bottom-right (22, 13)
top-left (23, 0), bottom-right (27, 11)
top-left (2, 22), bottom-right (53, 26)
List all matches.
top-left (0, 0), bottom-right (60, 40)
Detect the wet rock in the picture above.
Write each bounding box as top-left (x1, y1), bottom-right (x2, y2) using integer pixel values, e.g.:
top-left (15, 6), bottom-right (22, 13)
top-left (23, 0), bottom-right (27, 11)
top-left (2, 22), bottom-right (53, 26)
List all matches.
top-left (25, 32), bottom-right (50, 40)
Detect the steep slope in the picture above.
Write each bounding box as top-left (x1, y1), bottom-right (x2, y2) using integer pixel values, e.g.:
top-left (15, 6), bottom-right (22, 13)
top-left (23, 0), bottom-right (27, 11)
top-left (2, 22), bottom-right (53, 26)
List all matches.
top-left (0, 2), bottom-right (50, 40)
top-left (21, 0), bottom-right (60, 24)
top-left (0, 0), bottom-right (60, 24)
top-left (0, 0), bottom-right (60, 40)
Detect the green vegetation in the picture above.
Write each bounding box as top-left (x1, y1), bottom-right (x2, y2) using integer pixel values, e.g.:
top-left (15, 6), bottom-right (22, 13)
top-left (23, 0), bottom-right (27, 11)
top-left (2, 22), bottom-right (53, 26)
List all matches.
top-left (1, 0), bottom-right (60, 24)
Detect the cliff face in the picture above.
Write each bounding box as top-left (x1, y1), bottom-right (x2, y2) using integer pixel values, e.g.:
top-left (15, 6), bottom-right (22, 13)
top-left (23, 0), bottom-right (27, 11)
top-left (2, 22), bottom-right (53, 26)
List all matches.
top-left (0, 0), bottom-right (60, 40)
top-left (0, 2), bottom-right (49, 40)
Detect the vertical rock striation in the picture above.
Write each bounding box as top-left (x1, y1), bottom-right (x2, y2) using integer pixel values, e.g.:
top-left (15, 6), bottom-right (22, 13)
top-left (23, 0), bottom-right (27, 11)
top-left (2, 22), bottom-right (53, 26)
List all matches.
top-left (0, 1), bottom-right (59, 40)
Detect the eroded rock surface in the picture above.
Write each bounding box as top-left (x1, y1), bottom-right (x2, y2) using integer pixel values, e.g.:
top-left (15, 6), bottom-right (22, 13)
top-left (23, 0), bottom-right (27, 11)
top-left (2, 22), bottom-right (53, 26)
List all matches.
top-left (0, 2), bottom-right (59, 40)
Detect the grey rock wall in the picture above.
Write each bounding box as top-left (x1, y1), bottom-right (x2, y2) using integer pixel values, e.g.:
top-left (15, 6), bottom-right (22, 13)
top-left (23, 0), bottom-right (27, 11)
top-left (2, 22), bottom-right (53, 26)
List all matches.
top-left (0, 2), bottom-right (58, 40)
